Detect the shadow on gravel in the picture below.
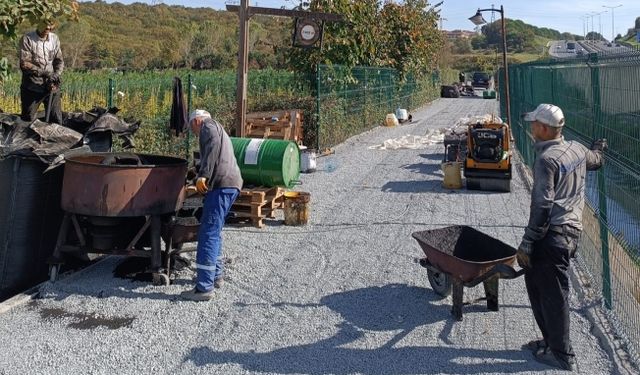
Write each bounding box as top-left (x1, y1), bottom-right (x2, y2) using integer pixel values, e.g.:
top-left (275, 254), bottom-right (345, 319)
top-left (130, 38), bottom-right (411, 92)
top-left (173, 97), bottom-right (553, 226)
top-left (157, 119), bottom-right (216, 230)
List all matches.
top-left (419, 153), bottom-right (446, 161)
top-left (185, 284), bottom-right (543, 374)
top-left (402, 162), bottom-right (442, 177)
top-left (381, 180), bottom-right (445, 193)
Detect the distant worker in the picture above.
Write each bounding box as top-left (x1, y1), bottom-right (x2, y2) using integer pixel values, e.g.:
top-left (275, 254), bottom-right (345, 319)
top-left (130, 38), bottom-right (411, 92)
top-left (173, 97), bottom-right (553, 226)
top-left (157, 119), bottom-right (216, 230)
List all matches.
top-left (19, 20), bottom-right (64, 125)
top-left (459, 71), bottom-right (465, 83)
top-left (181, 110), bottom-right (243, 302)
top-left (517, 103), bottom-right (606, 371)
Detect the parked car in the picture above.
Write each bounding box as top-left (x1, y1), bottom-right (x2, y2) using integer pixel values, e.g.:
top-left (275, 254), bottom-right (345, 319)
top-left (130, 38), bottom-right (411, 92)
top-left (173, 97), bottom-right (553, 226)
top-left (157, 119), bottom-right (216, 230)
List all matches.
top-left (472, 72), bottom-right (491, 88)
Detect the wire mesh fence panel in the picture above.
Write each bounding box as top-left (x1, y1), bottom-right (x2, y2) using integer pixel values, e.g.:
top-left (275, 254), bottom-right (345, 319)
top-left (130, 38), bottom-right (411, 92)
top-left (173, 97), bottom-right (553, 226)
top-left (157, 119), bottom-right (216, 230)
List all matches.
top-left (503, 52), bottom-right (640, 363)
top-left (315, 64), bottom-right (449, 151)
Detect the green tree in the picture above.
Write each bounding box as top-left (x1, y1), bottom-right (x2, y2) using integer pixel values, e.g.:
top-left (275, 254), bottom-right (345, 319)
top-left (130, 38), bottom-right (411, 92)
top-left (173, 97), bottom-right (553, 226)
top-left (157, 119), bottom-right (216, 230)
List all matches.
top-left (285, 0), bottom-right (442, 79)
top-left (452, 38), bottom-right (472, 54)
top-left (0, 0), bottom-right (78, 83)
top-left (378, 0), bottom-right (444, 78)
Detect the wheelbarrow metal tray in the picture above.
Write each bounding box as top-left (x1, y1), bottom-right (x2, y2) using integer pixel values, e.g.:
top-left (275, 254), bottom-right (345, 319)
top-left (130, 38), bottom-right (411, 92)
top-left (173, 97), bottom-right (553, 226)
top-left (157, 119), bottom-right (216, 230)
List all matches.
top-left (412, 225), bottom-right (516, 283)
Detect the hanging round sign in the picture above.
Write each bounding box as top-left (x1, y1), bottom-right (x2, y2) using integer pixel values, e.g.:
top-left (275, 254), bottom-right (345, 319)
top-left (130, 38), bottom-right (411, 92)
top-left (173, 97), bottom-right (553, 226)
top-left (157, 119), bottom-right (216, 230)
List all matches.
top-left (300, 24), bottom-right (316, 41)
top-left (293, 18), bottom-right (323, 48)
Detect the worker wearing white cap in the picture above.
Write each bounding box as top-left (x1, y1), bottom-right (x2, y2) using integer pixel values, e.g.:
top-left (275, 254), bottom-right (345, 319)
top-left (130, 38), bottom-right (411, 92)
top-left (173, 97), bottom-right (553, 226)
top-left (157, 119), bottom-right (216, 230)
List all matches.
top-left (181, 109), bottom-right (242, 302)
top-left (517, 103), bottom-right (607, 370)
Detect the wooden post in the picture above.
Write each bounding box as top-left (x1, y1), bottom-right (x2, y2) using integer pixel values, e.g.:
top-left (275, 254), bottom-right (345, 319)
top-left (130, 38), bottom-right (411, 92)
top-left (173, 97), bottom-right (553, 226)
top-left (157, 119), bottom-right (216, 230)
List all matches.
top-left (236, 0), bottom-right (250, 137)
top-left (227, 4), bottom-right (342, 139)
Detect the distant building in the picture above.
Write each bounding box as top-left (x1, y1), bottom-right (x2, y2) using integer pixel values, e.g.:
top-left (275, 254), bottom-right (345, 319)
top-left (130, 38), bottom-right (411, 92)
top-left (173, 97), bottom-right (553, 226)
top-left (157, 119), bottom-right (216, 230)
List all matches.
top-left (445, 30), bottom-right (477, 40)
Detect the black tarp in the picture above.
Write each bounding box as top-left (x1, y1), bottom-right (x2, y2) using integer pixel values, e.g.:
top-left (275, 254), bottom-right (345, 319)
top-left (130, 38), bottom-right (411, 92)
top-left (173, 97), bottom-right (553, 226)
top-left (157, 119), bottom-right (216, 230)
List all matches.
top-left (0, 108), bottom-right (140, 300)
top-left (169, 77), bottom-right (188, 136)
top-left (0, 107), bottom-right (140, 166)
top-left (0, 157), bottom-right (64, 301)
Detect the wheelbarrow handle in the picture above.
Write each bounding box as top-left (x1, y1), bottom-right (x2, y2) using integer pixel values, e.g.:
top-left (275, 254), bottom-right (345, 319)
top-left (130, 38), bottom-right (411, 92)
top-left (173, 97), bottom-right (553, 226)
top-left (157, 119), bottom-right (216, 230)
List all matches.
top-left (465, 263), bottom-right (525, 288)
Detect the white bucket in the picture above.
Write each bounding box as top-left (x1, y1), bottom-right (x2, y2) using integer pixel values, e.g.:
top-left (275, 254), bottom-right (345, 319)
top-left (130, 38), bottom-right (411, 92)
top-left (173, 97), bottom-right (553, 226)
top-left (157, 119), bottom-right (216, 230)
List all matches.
top-left (395, 108), bottom-right (409, 122)
top-left (299, 146), bottom-right (317, 173)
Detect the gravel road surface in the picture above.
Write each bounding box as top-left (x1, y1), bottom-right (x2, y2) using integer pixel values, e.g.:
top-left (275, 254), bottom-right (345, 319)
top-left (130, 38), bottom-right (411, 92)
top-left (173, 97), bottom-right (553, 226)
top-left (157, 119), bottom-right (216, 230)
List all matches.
top-left (0, 97), bottom-right (629, 374)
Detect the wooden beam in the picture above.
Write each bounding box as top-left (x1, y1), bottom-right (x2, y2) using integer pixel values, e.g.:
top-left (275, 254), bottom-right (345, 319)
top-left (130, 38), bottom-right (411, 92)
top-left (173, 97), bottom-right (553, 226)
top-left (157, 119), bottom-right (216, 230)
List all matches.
top-left (226, 5), bottom-right (343, 22)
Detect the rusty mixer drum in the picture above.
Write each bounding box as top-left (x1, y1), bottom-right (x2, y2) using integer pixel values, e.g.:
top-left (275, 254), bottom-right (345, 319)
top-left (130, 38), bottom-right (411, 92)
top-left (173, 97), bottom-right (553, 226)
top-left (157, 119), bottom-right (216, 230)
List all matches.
top-left (61, 153), bottom-right (187, 217)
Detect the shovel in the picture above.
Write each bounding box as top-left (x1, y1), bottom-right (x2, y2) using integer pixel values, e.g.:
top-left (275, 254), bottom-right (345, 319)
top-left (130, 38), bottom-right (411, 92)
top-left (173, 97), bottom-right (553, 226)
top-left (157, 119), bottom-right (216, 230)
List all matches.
top-left (45, 86), bottom-right (58, 123)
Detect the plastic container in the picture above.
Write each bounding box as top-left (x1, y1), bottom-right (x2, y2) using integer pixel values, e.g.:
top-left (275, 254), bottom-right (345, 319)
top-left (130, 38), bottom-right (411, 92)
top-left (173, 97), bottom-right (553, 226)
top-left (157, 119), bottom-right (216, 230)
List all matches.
top-left (283, 191), bottom-right (311, 226)
top-left (442, 162), bottom-right (463, 189)
top-left (385, 113), bottom-right (399, 127)
top-left (231, 137), bottom-right (300, 188)
top-left (395, 108), bottom-right (409, 122)
top-left (299, 145), bottom-right (317, 173)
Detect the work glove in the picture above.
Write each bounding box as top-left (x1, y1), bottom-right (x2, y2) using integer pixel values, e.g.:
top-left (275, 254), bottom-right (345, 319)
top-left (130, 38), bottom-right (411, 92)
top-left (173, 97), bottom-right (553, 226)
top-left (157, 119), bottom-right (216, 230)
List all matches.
top-left (516, 239), bottom-right (533, 270)
top-left (50, 72), bottom-right (61, 86)
top-left (37, 68), bottom-right (52, 78)
top-left (195, 177), bottom-right (208, 194)
top-left (591, 138), bottom-right (608, 152)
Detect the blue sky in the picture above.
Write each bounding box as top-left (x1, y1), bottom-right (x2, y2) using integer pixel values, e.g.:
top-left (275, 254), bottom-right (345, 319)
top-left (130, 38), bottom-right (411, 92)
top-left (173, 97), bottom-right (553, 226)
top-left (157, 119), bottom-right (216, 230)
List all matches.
top-left (86, 0), bottom-right (640, 40)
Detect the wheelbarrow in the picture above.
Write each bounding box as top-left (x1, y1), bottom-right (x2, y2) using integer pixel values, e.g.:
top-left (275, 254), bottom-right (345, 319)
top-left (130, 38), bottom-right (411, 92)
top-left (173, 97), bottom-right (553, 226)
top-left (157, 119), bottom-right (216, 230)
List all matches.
top-left (412, 225), bottom-right (525, 321)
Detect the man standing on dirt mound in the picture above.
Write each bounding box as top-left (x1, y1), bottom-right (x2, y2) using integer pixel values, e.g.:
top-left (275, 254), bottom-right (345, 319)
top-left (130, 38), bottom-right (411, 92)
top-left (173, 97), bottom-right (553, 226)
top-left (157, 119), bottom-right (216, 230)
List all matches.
top-left (181, 110), bottom-right (243, 302)
top-left (19, 20), bottom-right (64, 125)
top-left (516, 103), bottom-right (607, 371)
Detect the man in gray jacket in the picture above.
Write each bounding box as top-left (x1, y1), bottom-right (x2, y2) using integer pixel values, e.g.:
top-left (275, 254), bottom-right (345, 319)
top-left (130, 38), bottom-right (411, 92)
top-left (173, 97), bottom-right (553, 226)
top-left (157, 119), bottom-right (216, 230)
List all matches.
top-left (19, 21), bottom-right (64, 125)
top-left (181, 110), bottom-right (243, 302)
top-left (517, 103), bottom-right (607, 370)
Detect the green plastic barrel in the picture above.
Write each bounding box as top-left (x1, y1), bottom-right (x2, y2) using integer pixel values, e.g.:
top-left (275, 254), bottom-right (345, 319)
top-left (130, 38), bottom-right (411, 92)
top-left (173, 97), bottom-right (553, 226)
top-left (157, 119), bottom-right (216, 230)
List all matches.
top-left (231, 137), bottom-right (300, 188)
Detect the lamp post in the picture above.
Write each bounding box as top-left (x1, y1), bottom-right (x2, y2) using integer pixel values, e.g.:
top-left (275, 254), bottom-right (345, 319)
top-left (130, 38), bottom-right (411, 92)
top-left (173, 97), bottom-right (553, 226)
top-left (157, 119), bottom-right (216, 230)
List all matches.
top-left (597, 10), bottom-right (607, 40)
top-left (469, 5), bottom-right (511, 127)
top-left (602, 4), bottom-right (622, 42)
top-left (588, 12), bottom-right (597, 41)
top-left (580, 15), bottom-right (588, 39)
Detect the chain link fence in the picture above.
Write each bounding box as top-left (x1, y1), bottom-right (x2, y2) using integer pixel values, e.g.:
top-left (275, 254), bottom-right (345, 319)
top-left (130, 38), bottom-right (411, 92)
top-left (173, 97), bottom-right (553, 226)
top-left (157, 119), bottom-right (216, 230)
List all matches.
top-left (501, 52), bottom-right (640, 363)
top-left (315, 64), bottom-right (456, 151)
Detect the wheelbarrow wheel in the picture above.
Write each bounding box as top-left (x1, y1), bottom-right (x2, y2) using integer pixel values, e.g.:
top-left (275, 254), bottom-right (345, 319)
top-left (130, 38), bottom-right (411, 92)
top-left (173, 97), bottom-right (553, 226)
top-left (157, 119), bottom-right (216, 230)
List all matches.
top-left (427, 269), bottom-right (452, 297)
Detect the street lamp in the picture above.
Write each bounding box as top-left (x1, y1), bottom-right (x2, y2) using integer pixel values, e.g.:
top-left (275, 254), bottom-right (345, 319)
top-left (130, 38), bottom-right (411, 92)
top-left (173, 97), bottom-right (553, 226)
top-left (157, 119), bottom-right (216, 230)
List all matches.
top-left (469, 6), bottom-right (511, 127)
top-left (588, 12), bottom-right (598, 41)
top-left (603, 4), bottom-right (622, 42)
top-left (597, 10), bottom-right (607, 39)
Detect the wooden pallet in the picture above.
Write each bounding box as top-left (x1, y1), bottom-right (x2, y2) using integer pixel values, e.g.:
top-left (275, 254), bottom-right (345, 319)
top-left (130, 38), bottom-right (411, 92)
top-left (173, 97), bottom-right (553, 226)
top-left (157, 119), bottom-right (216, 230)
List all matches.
top-left (227, 186), bottom-right (285, 228)
top-left (245, 110), bottom-right (304, 144)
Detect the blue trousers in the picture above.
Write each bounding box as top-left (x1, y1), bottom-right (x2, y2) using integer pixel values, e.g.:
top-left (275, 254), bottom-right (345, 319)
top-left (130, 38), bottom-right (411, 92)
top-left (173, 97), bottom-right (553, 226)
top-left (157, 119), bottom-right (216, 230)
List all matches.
top-left (196, 187), bottom-right (239, 292)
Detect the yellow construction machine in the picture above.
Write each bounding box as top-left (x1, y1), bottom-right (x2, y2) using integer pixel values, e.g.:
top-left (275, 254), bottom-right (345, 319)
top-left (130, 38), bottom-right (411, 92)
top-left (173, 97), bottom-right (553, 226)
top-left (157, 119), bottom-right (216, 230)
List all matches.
top-left (464, 119), bottom-right (512, 192)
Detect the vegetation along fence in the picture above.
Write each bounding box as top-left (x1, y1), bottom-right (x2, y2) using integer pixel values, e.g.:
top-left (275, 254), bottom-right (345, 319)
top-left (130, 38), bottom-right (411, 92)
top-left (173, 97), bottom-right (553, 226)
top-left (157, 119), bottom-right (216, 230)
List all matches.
top-left (502, 51), bottom-right (640, 363)
top-left (315, 64), bottom-right (457, 151)
top-left (2, 66), bottom-right (454, 156)
top-left (0, 69), bottom-right (313, 158)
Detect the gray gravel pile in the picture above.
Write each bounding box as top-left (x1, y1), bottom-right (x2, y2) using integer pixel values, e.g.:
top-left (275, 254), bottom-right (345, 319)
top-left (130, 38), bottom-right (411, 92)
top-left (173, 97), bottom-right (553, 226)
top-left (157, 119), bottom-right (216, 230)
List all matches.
top-left (0, 98), bottom-right (626, 374)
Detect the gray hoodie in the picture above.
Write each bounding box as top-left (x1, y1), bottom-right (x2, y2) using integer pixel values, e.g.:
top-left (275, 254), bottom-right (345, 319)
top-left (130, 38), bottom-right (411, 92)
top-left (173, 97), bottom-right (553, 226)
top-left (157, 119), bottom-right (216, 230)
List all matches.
top-left (523, 137), bottom-right (604, 243)
top-left (198, 118), bottom-right (243, 190)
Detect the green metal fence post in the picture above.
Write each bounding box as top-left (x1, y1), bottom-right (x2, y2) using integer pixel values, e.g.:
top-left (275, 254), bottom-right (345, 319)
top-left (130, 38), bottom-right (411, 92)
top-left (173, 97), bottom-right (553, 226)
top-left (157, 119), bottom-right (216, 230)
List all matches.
top-left (589, 52), bottom-right (612, 309)
top-left (185, 73), bottom-right (193, 161)
top-left (107, 78), bottom-right (114, 109)
top-left (316, 65), bottom-right (321, 151)
top-left (363, 68), bottom-right (368, 129)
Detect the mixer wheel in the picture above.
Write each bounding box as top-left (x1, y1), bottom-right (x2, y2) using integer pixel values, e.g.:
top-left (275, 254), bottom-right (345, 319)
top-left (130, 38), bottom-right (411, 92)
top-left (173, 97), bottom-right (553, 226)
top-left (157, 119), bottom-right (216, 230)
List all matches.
top-left (49, 265), bottom-right (60, 283)
top-left (152, 272), bottom-right (170, 286)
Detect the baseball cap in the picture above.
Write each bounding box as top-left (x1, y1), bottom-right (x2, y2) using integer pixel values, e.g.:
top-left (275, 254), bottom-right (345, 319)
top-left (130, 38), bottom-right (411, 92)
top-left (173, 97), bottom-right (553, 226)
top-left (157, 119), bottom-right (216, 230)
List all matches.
top-left (188, 109), bottom-right (211, 123)
top-left (523, 104), bottom-right (565, 127)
